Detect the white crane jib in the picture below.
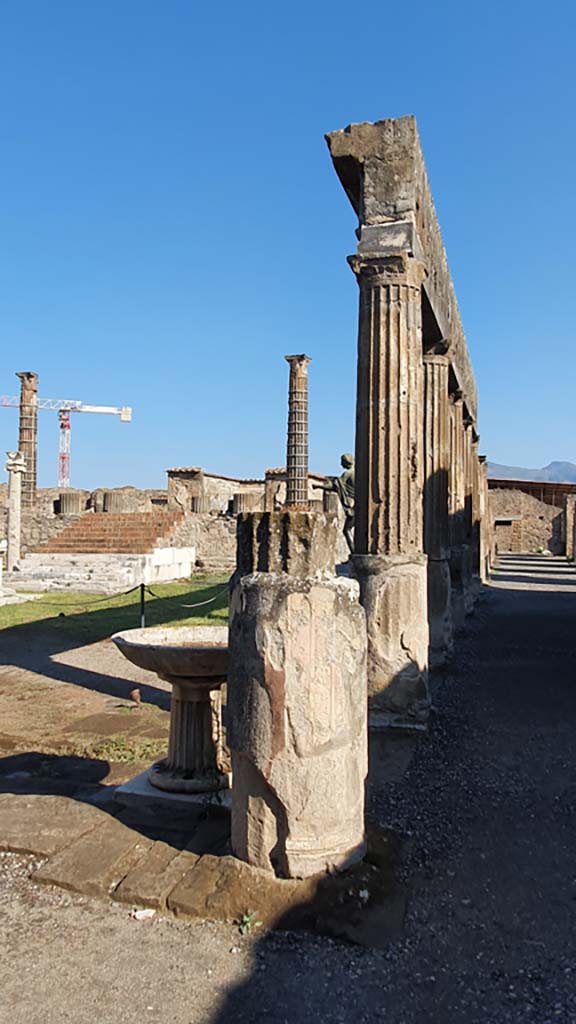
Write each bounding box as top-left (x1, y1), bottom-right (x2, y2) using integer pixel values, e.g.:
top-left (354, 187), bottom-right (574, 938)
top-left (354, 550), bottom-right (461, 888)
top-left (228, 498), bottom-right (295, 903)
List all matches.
top-left (0, 395), bottom-right (132, 488)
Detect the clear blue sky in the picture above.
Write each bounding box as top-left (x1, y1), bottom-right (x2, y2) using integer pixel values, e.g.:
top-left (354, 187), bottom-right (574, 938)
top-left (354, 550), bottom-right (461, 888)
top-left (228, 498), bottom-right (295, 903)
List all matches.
top-left (1, 0), bottom-right (574, 489)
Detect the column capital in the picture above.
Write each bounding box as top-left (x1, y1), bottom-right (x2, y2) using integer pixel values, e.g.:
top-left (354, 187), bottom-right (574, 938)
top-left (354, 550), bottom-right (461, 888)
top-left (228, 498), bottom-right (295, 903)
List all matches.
top-left (347, 253), bottom-right (426, 290)
top-left (5, 451), bottom-right (26, 474)
top-left (284, 353), bottom-right (312, 371)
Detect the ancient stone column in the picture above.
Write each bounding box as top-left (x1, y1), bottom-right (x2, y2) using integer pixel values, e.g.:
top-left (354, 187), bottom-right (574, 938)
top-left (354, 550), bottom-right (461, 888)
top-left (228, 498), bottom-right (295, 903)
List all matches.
top-left (423, 350), bottom-right (453, 665)
top-left (478, 455), bottom-right (490, 581)
top-left (284, 355), bottom-right (311, 508)
top-left (462, 418), bottom-right (475, 614)
top-left (228, 510), bottom-right (367, 879)
top-left (16, 372), bottom-right (38, 509)
top-left (59, 490), bottom-right (83, 515)
top-left (449, 392), bottom-right (467, 628)
top-left (191, 495), bottom-right (210, 514)
top-left (349, 253), bottom-right (429, 721)
top-left (5, 451), bottom-right (26, 572)
top-left (470, 438), bottom-right (482, 592)
top-left (565, 496), bottom-right (576, 561)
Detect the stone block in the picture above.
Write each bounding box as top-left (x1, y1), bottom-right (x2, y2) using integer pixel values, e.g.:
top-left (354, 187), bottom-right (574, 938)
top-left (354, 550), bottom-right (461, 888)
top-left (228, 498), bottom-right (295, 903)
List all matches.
top-left (33, 817), bottom-right (152, 898)
top-left (236, 511), bottom-right (338, 578)
top-left (167, 853), bottom-right (315, 926)
top-left (113, 842), bottom-right (199, 909)
top-left (352, 553), bottom-right (430, 721)
top-left (227, 573), bottom-right (367, 878)
top-left (0, 794), bottom-right (103, 856)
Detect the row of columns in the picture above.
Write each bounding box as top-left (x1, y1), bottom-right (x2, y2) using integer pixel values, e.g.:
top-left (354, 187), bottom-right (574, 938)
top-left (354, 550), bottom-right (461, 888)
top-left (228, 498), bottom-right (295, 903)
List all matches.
top-left (349, 252), bottom-right (489, 720)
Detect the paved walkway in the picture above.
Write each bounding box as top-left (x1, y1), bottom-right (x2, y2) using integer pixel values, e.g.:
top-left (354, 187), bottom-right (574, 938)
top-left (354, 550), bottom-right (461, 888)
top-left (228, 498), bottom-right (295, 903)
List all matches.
top-left (1, 554), bottom-right (576, 1023)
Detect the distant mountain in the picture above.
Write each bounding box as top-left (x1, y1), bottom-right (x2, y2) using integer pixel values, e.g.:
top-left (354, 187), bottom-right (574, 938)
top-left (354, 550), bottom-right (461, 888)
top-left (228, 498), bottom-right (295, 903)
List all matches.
top-left (488, 461), bottom-right (576, 483)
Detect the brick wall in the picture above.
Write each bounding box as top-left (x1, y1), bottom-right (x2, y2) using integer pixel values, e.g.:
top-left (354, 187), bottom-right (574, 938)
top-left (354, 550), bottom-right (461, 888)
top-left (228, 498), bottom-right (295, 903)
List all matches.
top-left (490, 489), bottom-right (564, 554)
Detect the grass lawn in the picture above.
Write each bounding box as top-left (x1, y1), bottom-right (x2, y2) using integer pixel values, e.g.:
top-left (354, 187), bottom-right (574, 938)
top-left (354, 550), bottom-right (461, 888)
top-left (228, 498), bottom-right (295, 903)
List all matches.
top-left (0, 573), bottom-right (230, 643)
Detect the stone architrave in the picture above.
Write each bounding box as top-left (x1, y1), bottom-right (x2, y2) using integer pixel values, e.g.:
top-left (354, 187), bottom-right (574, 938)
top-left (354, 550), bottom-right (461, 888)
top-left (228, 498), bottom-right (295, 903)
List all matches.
top-left (347, 253), bottom-right (430, 721)
top-left (423, 350), bottom-right (453, 665)
top-left (228, 511), bottom-right (367, 879)
top-left (5, 451), bottom-right (26, 572)
top-left (16, 372), bottom-right (38, 509)
top-left (284, 355), bottom-right (311, 508)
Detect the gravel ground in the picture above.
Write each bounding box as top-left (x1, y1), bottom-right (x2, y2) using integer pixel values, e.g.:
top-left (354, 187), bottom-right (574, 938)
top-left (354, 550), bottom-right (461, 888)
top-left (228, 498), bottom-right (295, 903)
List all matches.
top-left (1, 554), bottom-right (575, 1024)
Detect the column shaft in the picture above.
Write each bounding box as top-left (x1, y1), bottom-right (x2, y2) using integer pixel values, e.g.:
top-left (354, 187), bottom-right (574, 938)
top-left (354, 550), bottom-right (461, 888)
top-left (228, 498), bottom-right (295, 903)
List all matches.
top-left (350, 254), bottom-right (429, 721)
top-left (284, 355), bottom-right (311, 508)
top-left (423, 353), bottom-right (453, 664)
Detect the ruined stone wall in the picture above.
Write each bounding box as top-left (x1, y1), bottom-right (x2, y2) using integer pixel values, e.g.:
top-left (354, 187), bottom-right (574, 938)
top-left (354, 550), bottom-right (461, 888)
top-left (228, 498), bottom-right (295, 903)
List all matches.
top-left (167, 513), bottom-right (237, 572)
top-left (490, 489), bottom-right (563, 554)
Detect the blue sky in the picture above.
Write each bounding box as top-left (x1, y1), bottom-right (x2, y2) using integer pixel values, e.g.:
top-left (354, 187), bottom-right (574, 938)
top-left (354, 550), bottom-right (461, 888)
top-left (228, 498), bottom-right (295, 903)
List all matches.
top-left (1, 0), bottom-right (574, 489)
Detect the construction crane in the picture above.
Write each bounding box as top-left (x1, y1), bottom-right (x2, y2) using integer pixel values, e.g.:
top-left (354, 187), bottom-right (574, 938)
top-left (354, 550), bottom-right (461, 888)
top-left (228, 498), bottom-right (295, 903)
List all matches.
top-left (0, 394), bottom-right (132, 488)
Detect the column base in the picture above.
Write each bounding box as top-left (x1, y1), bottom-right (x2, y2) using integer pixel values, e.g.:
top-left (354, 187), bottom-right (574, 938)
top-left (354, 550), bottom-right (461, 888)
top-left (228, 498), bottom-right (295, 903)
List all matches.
top-left (427, 557), bottom-right (453, 667)
top-left (352, 553), bottom-right (430, 722)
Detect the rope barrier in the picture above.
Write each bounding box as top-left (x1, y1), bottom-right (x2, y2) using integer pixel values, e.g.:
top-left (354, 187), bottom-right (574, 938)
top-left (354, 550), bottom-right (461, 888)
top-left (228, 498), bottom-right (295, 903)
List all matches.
top-left (22, 578), bottom-right (230, 619)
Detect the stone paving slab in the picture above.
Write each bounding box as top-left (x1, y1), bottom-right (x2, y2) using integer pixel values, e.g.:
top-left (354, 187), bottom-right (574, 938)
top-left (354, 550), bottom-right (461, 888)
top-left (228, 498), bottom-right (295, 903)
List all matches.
top-left (167, 853), bottom-right (316, 927)
top-left (114, 842), bottom-right (199, 909)
top-left (0, 791), bottom-right (404, 946)
top-left (0, 794), bottom-right (103, 856)
top-left (33, 816), bottom-right (153, 898)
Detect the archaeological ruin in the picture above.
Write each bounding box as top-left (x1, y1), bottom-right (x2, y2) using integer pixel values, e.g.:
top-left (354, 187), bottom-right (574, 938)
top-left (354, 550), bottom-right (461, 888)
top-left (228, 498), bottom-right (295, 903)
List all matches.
top-left (5, 114), bottom-right (576, 902)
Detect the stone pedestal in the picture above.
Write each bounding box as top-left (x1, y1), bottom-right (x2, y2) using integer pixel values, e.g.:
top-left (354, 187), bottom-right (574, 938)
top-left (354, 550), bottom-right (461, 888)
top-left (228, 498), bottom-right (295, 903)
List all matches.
top-left (323, 490), bottom-right (340, 515)
top-left (5, 451), bottom-right (26, 572)
top-left (352, 554), bottom-right (429, 721)
top-left (150, 677), bottom-right (228, 794)
top-left (228, 511), bottom-right (367, 879)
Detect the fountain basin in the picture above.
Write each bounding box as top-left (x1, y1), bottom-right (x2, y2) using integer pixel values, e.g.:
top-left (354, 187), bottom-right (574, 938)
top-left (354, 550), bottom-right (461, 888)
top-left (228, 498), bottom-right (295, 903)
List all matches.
top-left (112, 625), bottom-right (229, 794)
top-left (111, 625), bottom-right (228, 681)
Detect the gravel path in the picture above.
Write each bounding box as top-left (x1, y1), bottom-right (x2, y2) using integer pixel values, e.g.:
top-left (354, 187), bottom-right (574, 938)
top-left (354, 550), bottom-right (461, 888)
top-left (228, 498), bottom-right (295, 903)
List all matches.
top-left (1, 553), bottom-right (575, 1023)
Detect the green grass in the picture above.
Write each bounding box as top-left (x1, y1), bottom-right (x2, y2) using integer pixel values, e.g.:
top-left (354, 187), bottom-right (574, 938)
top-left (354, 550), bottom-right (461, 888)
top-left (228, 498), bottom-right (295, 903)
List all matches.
top-left (0, 574), bottom-right (229, 643)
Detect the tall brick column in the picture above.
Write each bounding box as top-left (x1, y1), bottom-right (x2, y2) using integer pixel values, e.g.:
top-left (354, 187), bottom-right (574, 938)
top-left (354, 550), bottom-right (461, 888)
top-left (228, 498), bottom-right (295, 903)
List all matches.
top-left (16, 372), bottom-right (38, 509)
top-left (284, 354), bottom-right (311, 508)
top-left (349, 253), bottom-right (430, 721)
top-left (423, 349), bottom-right (453, 665)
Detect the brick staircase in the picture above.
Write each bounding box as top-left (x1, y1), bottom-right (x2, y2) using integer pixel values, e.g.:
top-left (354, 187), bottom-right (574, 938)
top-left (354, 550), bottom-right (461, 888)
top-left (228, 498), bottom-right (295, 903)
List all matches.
top-left (34, 511), bottom-right (184, 555)
top-left (5, 511), bottom-right (195, 593)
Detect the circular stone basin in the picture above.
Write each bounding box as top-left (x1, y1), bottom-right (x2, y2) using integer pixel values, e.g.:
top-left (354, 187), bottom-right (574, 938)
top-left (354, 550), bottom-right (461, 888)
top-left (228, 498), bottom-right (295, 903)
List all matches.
top-left (111, 625), bottom-right (228, 680)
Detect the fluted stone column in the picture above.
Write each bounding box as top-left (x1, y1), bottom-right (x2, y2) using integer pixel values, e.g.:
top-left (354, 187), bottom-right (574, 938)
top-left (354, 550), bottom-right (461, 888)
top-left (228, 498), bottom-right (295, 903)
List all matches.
top-left (478, 455), bottom-right (490, 581)
top-left (16, 372), bottom-right (38, 509)
top-left (449, 393), bottom-right (467, 628)
top-left (285, 354), bottom-right (311, 508)
top-left (565, 496), bottom-right (576, 561)
top-left (5, 451), bottom-right (26, 572)
top-left (470, 438), bottom-right (482, 592)
top-left (423, 350), bottom-right (453, 665)
top-left (349, 254), bottom-right (429, 722)
top-left (462, 418), bottom-right (475, 614)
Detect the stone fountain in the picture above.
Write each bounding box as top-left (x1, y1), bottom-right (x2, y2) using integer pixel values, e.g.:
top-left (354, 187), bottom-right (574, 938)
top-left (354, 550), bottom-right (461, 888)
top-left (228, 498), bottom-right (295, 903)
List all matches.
top-left (112, 625), bottom-right (229, 793)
